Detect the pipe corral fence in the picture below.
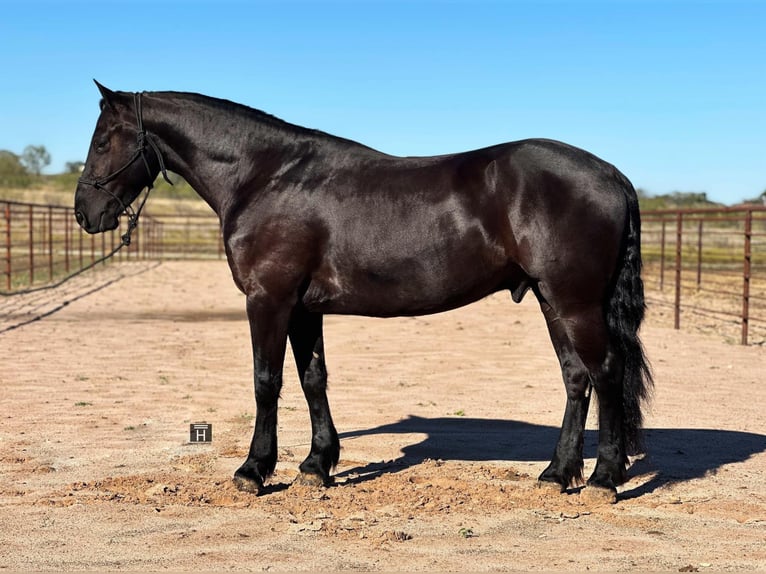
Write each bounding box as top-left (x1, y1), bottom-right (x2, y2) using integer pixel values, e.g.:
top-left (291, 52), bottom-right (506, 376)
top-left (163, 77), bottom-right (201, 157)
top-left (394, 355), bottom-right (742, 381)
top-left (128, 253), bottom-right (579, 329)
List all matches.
top-left (642, 206), bottom-right (766, 345)
top-left (0, 200), bottom-right (223, 294)
top-left (2, 199), bottom-right (765, 344)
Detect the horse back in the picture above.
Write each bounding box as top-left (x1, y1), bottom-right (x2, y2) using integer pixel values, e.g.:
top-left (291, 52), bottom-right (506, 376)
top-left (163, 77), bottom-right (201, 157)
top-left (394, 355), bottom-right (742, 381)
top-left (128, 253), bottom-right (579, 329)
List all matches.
top-left (223, 138), bottom-right (630, 317)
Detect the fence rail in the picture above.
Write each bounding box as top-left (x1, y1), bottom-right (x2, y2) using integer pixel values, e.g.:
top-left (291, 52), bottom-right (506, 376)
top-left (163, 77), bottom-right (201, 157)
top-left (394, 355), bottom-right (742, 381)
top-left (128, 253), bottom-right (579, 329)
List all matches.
top-left (641, 206), bottom-right (766, 345)
top-left (143, 211), bottom-right (224, 259)
top-left (1, 200), bottom-right (163, 294)
top-left (2, 198), bottom-right (765, 344)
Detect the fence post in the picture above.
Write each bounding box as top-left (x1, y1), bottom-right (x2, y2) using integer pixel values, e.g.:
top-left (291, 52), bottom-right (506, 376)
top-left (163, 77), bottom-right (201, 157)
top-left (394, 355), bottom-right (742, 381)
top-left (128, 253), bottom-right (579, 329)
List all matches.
top-left (48, 206), bottom-right (53, 282)
top-left (660, 220), bottom-right (666, 291)
top-left (674, 211), bottom-right (683, 330)
top-left (135, 220), bottom-right (141, 259)
top-left (146, 221), bottom-right (152, 259)
top-left (64, 210), bottom-right (71, 275)
top-left (28, 204), bottom-right (34, 286)
top-left (696, 219), bottom-right (703, 289)
top-left (154, 222), bottom-right (158, 259)
top-left (742, 210), bottom-right (752, 345)
top-left (4, 203), bottom-right (10, 291)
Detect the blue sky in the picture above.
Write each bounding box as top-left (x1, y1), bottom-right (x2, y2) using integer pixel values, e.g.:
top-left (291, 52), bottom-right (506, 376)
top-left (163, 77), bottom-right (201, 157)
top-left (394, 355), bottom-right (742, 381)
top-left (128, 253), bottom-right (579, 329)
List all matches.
top-left (1, 0), bottom-right (764, 204)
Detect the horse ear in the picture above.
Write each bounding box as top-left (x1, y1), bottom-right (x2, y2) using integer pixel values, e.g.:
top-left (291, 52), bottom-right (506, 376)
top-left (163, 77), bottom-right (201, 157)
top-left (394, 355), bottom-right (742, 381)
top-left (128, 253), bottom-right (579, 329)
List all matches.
top-left (93, 79), bottom-right (117, 110)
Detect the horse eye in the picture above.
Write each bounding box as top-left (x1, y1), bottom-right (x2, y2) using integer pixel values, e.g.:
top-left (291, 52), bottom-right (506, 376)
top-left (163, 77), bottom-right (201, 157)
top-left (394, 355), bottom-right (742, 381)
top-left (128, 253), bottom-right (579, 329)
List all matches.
top-left (94, 139), bottom-right (110, 153)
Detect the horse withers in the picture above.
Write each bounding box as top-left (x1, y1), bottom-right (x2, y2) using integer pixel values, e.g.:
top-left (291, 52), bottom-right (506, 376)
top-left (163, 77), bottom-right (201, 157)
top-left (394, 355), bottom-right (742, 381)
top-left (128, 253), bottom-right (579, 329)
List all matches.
top-left (74, 81), bottom-right (652, 502)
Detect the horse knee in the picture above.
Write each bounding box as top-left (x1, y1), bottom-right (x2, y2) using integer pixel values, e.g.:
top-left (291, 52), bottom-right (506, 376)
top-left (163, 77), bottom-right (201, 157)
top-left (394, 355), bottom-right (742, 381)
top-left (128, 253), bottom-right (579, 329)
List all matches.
top-left (254, 371), bottom-right (282, 406)
top-left (302, 358), bottom-right (327, 395)
top-left (306, 356), bottom-right (327, 382)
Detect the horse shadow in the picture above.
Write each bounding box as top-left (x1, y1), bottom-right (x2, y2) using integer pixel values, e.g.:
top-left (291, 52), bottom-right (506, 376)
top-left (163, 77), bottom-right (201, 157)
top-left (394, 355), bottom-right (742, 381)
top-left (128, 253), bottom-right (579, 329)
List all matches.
top-left (336, 416), bottom-right (766, 498)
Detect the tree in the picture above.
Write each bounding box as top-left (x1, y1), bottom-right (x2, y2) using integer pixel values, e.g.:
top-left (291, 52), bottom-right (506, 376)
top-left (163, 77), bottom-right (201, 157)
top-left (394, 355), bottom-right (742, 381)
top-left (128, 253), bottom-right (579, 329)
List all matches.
top-left (20, 145), bottom-right (51, 176)
top-left (0, 150), bottom-right (23, 173)
top-left (0, 150), bottom-right (31, 187)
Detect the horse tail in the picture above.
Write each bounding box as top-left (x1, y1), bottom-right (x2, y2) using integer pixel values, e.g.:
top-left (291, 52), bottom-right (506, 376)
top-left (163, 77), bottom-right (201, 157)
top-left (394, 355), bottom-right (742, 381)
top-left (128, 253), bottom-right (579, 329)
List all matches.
top-left (606, 172), bottom-right (654, 455)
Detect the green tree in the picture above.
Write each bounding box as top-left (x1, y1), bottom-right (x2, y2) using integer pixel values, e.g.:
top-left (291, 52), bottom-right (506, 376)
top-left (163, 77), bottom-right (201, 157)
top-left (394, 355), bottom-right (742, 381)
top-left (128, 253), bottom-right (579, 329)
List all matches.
top-left (0, 150), bottom-right (32, 187)
top-left (20, 145), bottom-right (51, 176)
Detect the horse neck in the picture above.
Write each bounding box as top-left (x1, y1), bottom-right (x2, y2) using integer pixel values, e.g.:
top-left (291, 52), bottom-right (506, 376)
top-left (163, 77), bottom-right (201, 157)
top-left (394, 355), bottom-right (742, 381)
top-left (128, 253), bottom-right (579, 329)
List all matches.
top-left (141, 92), bottom-right (315, 217)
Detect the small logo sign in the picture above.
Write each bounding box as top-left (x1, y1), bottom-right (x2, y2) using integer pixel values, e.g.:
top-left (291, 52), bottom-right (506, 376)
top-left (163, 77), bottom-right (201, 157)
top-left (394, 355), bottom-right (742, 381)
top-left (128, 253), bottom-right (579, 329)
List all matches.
top-left (189, 423), bottom-right (212, 443)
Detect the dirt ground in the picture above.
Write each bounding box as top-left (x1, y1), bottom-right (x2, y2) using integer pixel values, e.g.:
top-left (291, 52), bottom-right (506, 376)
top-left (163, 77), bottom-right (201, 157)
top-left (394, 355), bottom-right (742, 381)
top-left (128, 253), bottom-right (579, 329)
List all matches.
top-left (1, 260), bottom-right (765, 571)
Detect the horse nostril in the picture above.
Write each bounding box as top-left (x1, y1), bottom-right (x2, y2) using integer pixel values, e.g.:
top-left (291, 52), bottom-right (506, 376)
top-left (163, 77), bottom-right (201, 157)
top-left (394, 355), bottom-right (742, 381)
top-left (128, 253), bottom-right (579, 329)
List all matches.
top-left (75, 210), bottom-right (86, 227)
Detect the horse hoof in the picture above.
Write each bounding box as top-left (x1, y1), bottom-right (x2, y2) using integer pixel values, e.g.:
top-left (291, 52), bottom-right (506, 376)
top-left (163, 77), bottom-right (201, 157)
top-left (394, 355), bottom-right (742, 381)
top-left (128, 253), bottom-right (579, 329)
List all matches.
top-left (293, 472), bottom-right (331, 488)
top-left (232, 473), bottom-right (263, 494)
top-left (536, 480), bottom-right (565, 494)
top-left (580, 485), bottom-right (617, 505)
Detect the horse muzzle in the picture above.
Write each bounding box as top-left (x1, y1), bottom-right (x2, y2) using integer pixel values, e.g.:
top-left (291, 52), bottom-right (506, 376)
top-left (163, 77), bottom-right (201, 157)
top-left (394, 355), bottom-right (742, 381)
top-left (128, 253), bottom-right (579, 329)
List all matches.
top-left (74, 208), bottom-right (119, 234)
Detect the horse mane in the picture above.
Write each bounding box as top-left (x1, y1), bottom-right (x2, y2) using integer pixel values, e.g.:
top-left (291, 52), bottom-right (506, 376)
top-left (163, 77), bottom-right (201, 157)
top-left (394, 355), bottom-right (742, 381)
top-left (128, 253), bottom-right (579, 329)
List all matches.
top-left (153, 90), bottom-right (377, 152)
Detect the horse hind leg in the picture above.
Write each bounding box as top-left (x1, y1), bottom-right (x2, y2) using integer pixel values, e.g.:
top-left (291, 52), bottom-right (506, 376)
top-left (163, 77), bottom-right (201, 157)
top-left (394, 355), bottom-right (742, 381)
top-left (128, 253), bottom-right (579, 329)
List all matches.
top-left (536, 297), bottom-right (594, 491)
top-left (536, 295), bottom-right (626, 502)
top-left (585, 343), bottom-right (628, 499)
top-left (288, 306), bottom-right (340, 487)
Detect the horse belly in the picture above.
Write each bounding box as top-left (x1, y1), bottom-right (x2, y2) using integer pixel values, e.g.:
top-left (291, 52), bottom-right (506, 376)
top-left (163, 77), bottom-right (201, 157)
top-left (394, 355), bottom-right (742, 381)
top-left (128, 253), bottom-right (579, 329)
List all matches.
top-left (301, 243), bottom-right (509, 317)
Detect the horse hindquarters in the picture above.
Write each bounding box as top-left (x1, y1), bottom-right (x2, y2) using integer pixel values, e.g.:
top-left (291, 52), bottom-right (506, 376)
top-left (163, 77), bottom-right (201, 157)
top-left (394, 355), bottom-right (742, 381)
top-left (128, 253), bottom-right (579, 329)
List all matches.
top-left (535, 177), bottom-right (652, 498)
top-left (587, 187), bottom-right (652, 494)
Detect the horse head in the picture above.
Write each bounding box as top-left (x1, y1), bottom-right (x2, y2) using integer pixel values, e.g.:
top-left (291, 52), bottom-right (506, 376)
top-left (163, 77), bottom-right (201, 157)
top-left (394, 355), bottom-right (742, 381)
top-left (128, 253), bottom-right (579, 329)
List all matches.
top-left (74, 81), bottom-right (169, 234)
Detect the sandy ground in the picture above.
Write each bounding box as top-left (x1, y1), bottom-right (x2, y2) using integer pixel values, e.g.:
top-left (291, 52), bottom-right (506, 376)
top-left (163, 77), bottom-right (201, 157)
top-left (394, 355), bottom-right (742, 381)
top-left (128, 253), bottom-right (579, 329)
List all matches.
top-left (1, 260), bottom-right (765, 571)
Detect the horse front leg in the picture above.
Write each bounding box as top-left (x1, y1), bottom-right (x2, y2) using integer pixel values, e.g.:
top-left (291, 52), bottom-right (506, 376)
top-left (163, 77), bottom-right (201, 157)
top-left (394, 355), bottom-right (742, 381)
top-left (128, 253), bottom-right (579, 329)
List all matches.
top-left (233, 293), bottom-right (292, 494)
top-left (288, 306), bottom-right (339, 486)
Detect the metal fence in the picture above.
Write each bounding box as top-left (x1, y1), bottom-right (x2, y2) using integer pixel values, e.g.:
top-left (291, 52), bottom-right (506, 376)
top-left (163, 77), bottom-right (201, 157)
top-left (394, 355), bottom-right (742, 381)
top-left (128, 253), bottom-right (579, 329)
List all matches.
top-left (0, 201), bottom-right (226, 294)
top-left (642, 206), bottom-right (766, 345)
top-left (144, 212), bottom-right (224, 260)
top-left (3, 199), bottom-right (765, 344)
top-left (1, 200), bottom-right (163, 294)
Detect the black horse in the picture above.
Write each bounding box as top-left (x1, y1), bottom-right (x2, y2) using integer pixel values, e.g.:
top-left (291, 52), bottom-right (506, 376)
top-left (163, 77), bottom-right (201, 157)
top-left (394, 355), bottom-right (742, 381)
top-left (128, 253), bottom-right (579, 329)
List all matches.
top-left (74, 82), bottom-right (652, 501)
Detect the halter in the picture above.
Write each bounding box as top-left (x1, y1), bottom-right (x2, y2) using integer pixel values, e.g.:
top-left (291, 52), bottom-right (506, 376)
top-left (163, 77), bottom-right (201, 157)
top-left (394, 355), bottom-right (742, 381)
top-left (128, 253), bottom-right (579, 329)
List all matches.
top-left (78, 92), bottom-right (173, 245)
